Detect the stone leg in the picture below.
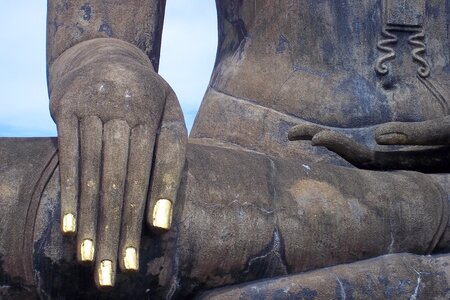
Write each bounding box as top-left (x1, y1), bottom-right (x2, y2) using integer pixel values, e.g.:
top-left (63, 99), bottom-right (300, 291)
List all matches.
top-left (0, 138), bottom-right (58, 299)
top-left (199, 253), bottom-right (450, 299)
top-left (0, 138), bottom-right (449, 298)
top-left (172, 140), bottom-right (449, 297)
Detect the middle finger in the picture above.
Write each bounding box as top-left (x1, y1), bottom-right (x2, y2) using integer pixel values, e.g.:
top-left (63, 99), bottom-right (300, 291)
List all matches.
top-left (94, 119), bottom-right (130, 288)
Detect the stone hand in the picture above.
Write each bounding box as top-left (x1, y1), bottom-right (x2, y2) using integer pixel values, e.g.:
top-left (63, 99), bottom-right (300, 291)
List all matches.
top-left (49, 38), bottom-right (187, 288)
top-left (375, 116), bottom-right (450, 146)
top-left (289, 123), bottom-right (450, 173)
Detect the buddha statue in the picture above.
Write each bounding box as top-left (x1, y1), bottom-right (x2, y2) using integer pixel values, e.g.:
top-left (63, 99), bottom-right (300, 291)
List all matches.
top-left (0, 0), bottom-right (449, 299)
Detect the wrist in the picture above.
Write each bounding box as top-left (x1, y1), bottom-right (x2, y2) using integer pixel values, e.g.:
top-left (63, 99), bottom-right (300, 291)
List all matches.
top-left (49, 38), bottom-right (154, 99)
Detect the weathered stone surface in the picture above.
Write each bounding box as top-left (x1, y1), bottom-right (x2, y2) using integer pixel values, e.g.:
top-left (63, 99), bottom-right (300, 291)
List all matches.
top-left (192, 0), bottom-right (450, 164)
top-left (0, 138), bottom-right (58, 299)
top-left (47, 0), bottom-right (166, 70)
top-left (1, 0), bottom-right (449, 298)
top-left (174, 141), bottom-right (449, 295)
top-left (386, 0), bottom-right (425, 27)
top-left (199, 253), bottom-right (450, 299)
top-left (1, 139), bottom-right (449, 298)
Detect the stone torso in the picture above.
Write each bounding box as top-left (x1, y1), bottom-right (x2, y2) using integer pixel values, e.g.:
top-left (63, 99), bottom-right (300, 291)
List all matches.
top-left (191, 0), bottom-right (449, 159)
top-left (213, 0), bottom-right (449, 127)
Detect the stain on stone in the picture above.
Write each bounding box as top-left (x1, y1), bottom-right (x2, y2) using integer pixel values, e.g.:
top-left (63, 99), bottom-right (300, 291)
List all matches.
top-left (244, 228), bottom-right (288, 278)
top-left (380, 75), bottom-right (399, 91)
top-left (296, 288), bottom-right (318, 300)
top-left (239, 288), bottom-right (267, 300)
top-left (277, 34), bottom-right (291, 54)
top-left (80, 3), bottom-right (92, 21)
top-left (53, 18), bottom-right (61, 33)
top-left (292, 64), bottom-right (329, 78)
top-left (62, 0), bottom-right (70, 10)
top-left (99, 23), bottom-right (113, 37)
top-left (266, 157), bottom-right (276, 201)
top-left (384, 278), bottom-right (414, 299)
top-left (329, 0), bottom-right (353, 52)
top-left (320, 40), bottom-right (335, 62)
top-left (360, 276), bottom-right (377, 297)
top-left (277, 120), bottom-right (295, 144)
top-left (365, 1), bottom-right (382, 65)
top-left (272, 288), bottom-right (293, 300)
top-left (76, 24), bottom-right (85, 34)
top-left (378, 275), bottom-right (400, 299)
top-left (335, 74), bottom-right (391, 127)
top-left (272, 287), bottom-right (318, 300)
top-left (216, 0), bottom-right (248, 62)
top-left (32, 208), bottom-right (166, 299)
top-left (0, 255), bottom-right (37, 298)
top-left (335, 278), bottom-right (354, 300)
top-left (425, 1), bottom-right (440, 19)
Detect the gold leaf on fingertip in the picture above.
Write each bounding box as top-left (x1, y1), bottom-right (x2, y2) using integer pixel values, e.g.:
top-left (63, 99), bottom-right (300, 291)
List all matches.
top-left (62, 213), bottom-right (76, 234)
top-left (80, 239), bottom-right (95, 262)
top-left (152, 199), bottom-right (173, 230)
top-left (98, 260), bottom-right (113, 287)
top-left (124, 247), bottom-right (138, 271)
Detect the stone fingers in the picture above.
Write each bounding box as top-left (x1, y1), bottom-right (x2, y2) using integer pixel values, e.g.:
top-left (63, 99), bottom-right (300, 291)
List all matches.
top-left (94, 120), bottom-right (130, 289)
top-left (310, 130), bottom-right (450, 172)
top-left (118, 125), bottom-right (155, 273)
top-left (56, 91), bottom-right (186, 288)
top-left (311, 130), bottom-right (375, 167)
top-left (288, 123), bottom-right (327, 141)
top-left (77, 116), bottom-right (102, 264)
top-left (57, 115), bottom-right (80, 235)
top-left (375, 116), bottom-right (450, 146)
top-left (288, 126), bottom-right (380, 168)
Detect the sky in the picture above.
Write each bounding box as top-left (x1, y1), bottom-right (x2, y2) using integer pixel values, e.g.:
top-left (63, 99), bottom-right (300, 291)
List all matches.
top-left (0, 1), bottom-right (217, 137)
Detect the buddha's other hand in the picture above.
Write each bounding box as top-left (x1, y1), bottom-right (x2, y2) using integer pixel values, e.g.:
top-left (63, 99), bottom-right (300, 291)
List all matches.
top-left (288, 116), bottom-right (450, 172)
top-left (375, 116), bottom-right (450, 146)
top-left (49, 38), bottom-right (187, 289)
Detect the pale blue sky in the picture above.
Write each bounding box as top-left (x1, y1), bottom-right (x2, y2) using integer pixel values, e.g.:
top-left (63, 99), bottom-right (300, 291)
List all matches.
top-left (0, 1), bottom-right (217, 137)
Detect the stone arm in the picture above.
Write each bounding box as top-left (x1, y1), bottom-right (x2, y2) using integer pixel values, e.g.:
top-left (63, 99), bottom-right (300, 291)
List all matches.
top-left (47, 0), bottom-right (166, 71)
top-left (288, 116), bottom-right (450, 173)
top-left (47, 0), bottom-right (187, 289)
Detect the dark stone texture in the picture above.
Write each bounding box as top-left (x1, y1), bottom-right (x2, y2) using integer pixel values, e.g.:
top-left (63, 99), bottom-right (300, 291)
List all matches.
top-left (199, 253), bottom-right (450, 299)
top-left (47, 0), bottom-right (166, 71)
top-left (193, 0), bottom-right (450, 163)
top-left (1, 140), bottom-right (450, 298)
top-left (1, 0), bottom-right (450, 298)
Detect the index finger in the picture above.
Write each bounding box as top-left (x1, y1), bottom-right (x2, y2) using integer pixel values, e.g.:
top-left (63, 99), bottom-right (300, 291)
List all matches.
top-left (57, 115), bottom-right (79, 235)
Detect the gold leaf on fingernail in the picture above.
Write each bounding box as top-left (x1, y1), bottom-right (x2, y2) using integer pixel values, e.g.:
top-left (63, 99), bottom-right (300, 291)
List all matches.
top-left (153, 199), bottom-right (173, 230)
top-left (98, 260), bottom-right (113, 287)
top-left (62, 213), bottom-right (76, 234)
top-left (124, 247), bottom-right (138, 271)
top-left (80, 239), bottom-right (94, 262)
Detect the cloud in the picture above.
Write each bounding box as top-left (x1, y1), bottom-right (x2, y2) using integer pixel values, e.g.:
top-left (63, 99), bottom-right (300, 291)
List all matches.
top-left (0, 0), bottom-right (52, 137)
top-left (159, 1), bottom-right (217, 131)
top-left (0, 1), bottom-right (218, 136)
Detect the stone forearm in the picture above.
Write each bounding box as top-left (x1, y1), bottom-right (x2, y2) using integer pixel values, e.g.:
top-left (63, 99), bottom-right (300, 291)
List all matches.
top-left (47, 0), bottom-right (166, 71)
